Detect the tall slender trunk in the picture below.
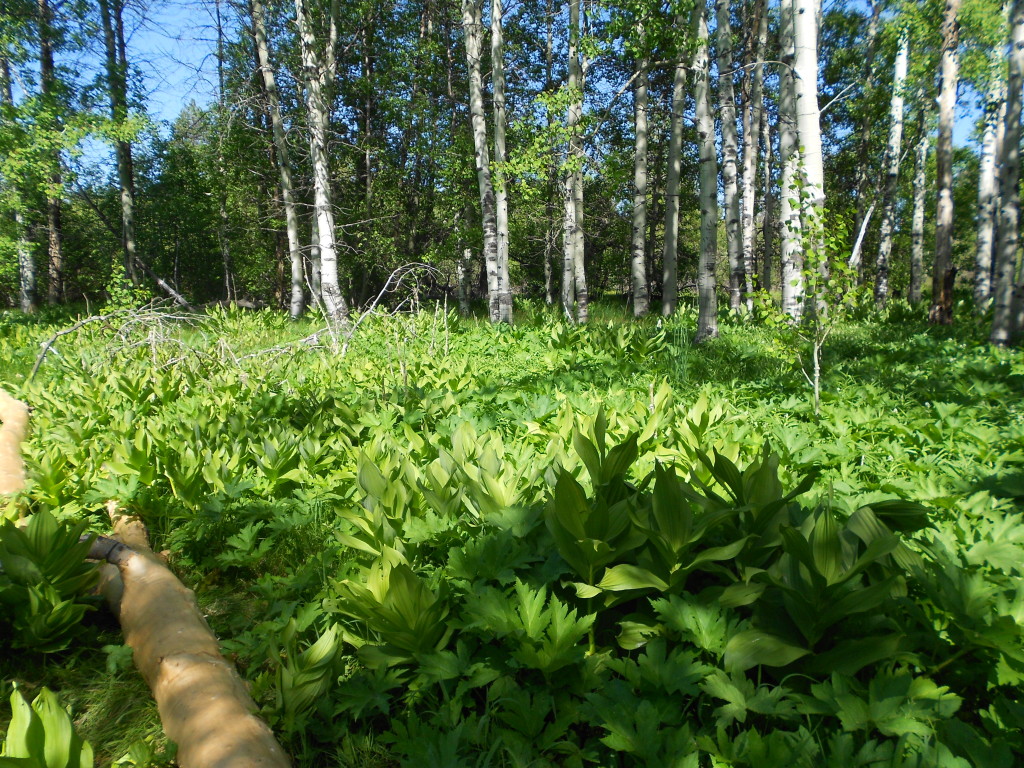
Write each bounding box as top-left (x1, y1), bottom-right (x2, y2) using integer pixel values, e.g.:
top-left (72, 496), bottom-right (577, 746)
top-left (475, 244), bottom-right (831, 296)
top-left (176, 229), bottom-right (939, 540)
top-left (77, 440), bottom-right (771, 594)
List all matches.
top-left (661, 13), bottom-right (686, 317)
top-left (716, 0), bottom-right (743, 310)
top-left (991, 0), bottom-right (1023, 344)
top-left (873, 28), bottom-right (909, 308)
top-left (462, 0), bottom-right (500, 321)
top-left (909, 106), bottom-right (928, 305)
top-left (252, 0), bottom-right (304, 318)
top-left (491, 0), bottom-right (512, 323)
top-left (1, 58), bottom-right (35, 313)
top-left (741, 0), bottom-right (767, 302)
top-left (631, 36), bottom-right (650, 318)
top-left (778, 0), bottom-right (803, 320)
top-left (851, 0), bottom-right (882, 259)
top-left (544, 0), bottom-right (555, 305)
top-left (37, 0), bottom-right (63, 303)
top-left (929, 0), bottom-right (961, 325)
top-left (694, 0), bottom-right (719, 342)
top-left (975, 59), bottom-right (1007, 308)
top-left (295, 0), bottom-right (348, 321)
top-left (564, 0), bottom-right (587, 322)
top-left (760, 115), bottom-right (776, 293)
top-left (215, 0), bottom-right (235, 301)
top-left (793, 0), bottom-right (826, 305)
top-left (99, 0), bottom-right (139, 289)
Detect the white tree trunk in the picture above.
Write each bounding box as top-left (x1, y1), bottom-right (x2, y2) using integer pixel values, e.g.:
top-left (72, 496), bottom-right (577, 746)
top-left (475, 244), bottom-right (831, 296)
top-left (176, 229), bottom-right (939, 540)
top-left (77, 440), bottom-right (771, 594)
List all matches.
top-left (909, 106), bottom-right (928, 305)
top-left (462, 0), bottom-right (500, 321)
top-left (491, 0), bottom-right (513, 323)
top-left (694, 0), bottom-right (719, 343)
top-left (631, 35), bottom-right (650, 317)
top-left (252, 0), bottom-right (304, 318)
top-left (873, 29), bottom-right (909, 307)
top-left (661, 14), bottom-right (686, 317)
top-left (716, 0), bottom-right (743, 310)
top-left (991, 0), bottom-right (1023, 344)
top-left (930, 0), bottom-right (962, 325)
top-left (741, 0), bottom-right (767, 303)
top-left (851, 0), bottom-right (882, 255)
top-left (779, 0), bottom-right (803, 320)
top-left (0, 58), bottom-right (35, 313)
top-left (563, 0), bottom-right (587, 322)
top-left (295, 0), bottom-right (348, 322)
top-left (975, 65), bottom-right (1007, 308)
top-left (792, 0), bottom-right (826, 289)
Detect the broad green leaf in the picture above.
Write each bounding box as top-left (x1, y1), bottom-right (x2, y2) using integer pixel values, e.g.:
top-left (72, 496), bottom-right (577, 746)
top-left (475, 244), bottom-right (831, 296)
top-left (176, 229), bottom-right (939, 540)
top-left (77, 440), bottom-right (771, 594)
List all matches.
top-left (596, 564), bottom-right (669, 593)
top-left (724, 630), bottom-right (809, 672)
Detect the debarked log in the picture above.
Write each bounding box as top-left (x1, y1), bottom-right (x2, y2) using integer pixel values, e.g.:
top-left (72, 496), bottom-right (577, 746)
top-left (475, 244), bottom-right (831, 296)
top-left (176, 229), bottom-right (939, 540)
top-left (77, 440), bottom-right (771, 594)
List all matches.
top-left (87, 512), bottom-right (291, 768)
top-left (0, 389), bottom-right (29, 496)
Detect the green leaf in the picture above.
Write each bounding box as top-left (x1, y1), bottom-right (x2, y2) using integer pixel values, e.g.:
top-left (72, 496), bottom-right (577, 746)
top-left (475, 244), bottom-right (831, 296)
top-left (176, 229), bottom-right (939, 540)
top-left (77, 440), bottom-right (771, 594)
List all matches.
top-left (724, 630), bottom-right (809, 672)
top-left (596, 564), bottom-right (669, 593)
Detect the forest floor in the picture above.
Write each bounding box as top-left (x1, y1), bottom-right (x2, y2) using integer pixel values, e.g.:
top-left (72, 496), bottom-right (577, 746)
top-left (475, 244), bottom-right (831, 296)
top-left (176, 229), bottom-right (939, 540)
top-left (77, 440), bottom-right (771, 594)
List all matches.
top-left (1, 299), bottom-right (1022, 767)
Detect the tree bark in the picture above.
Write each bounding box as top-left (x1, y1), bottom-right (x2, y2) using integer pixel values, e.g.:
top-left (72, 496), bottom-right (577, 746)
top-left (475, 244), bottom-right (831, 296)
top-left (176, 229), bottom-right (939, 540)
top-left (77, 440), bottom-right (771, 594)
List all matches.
top-left (975, 61), bottom-right (1007, 309)
top-left (991, 0), bottom-right (1023, 344)
top-left (741, 0), bottom-right (767, 302)
top-left (462, 0), bottom-right (501, 322)
top-left (909, 105), bottom-right (928, 305)
top-left (491, 0), bottom-right (513, 323)
top-left (850, 0), bottom-right (882, 260)
top-left (99, 0), bottom-right (139, 289)
top-left (214, 0), bottom-right (236, 302)
top-left (544, 0), bottom-right (556, 306)
top-left (760, 115), bottom-right (776, 294)
top-left (563, 0), bottom-right (587, 322)
top-left (929, 0), bottom-right (961, 325)
top-left (661, 14), bottom-right (686, 317)
top-left (295, 0), bottom-right (348, 322)
top-left (779, 0), bottom-right (803, 320)
top-left (716, 0), bottom-right (743, 310)
top-left (873, 28), bottom-right (909, 308)
top-left (631, 30), bottom-right (650, 317)
top-left (793, 0), bottom-right (826, 310)
top-left (37, 0), bottom-right (64, 304)
top-left (694, 0), bottom-right (719, 343)
top-left (252, 0), bottom-right (304, 319)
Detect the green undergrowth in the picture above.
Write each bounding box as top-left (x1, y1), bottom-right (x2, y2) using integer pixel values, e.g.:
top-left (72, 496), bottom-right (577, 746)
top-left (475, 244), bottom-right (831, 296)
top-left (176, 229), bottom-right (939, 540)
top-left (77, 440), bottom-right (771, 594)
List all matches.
top-left (1, 301), bottom-right (1022, 767)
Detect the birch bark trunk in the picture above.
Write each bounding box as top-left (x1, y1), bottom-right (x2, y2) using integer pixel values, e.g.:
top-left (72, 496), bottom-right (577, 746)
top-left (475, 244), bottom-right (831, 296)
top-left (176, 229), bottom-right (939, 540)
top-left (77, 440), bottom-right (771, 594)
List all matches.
top-left (694, 0), bottom-right (719, 343)
top-left (929, 0), bottom-right (962, 325)
top-left (851, 0), bottom-right (882, 259)
top-left (909, 106), bottom-right (928, 305)
top-left (252, 0), bottom-right (304, 318)
top-left (741, 0), bottom-right (767, 303)
top-left (461, 0), bottom-right (501, 322)
top-left (491, 0), bottom-right (513, 323)
top-left (779, 0), bottom-right (803, 320)
top-left (564, 0), bottom-right (588, 322)
top-left (873, 29), bottom-right (909, 308)
top-left (975, 65), bottom-right (1007, 308)
top-left (990, 0), bottom-right (1023, 344)
top-left (661, 14), bottom-right (686, 317)
top-left (295, 0), bottom-right (348, 322)
top-left (792, 0), bottom-right (826, 281)
top-left (631, 30), bottom-right (650, 317)
top-left (716, 0), bottom-right (743, 310)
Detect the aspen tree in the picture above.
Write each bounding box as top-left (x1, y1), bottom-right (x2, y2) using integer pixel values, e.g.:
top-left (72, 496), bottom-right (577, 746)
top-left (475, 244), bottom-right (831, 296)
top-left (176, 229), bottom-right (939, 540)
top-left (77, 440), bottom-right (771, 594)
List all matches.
top-left (491, 0), bottom-right (513, 323)
top-left (874, 28), bottom-right (909, 308)
top-left (0, 57), bottom-right (34, 314)
top-left (929, 0), bottom-right (961, 325)
top-left (741, 0), bottom-right (768, 303)
top-left (564, 0), bottom-right (588, 322)
top-left (990, 0), bottom-right (1023, 344)
top-left (251, 0), bottom-right (304, 318)
top-left (661, 14), bottom-right (687, 317)
top-left (779, 0), bottom-right (803, 320)
top-left (975, 51), bottom-right (1008, 308)
top-left (909, 105), bottom-right (928, 305)
top-left (716, 0), bottom-right (744, 310)
top-left (295, 0), bottom-right (348, 322)
top-left (695, 0), bottom-right (719, 342)
top-left (37, 0), bottom-right (63, 302)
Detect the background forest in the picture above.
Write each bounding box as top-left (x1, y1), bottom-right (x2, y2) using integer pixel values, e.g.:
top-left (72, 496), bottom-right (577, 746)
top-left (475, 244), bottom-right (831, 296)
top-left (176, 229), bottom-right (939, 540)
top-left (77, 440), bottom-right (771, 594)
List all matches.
top-left (0, 0), bottom-right (1021, 339)
top-left (2, 0), bottom-right (1024, 767)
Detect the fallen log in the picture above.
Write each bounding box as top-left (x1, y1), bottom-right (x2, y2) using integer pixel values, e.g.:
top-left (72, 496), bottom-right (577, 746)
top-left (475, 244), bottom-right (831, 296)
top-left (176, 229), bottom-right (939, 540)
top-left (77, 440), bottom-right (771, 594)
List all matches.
top-left (1, 394), bottom-right (290, 768)
top-left (0, 389), bottom-right (28, 496)
top-left (90, 505), bottom-right (292, 768)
